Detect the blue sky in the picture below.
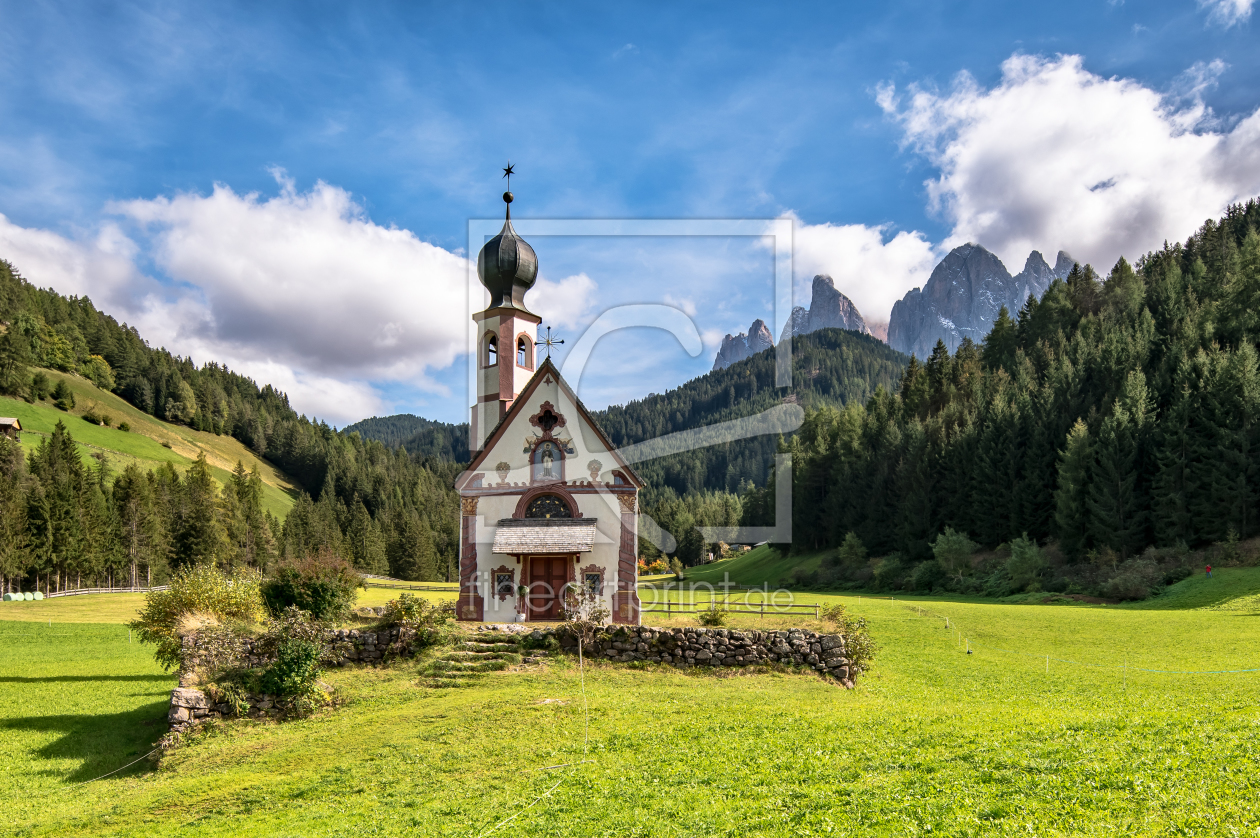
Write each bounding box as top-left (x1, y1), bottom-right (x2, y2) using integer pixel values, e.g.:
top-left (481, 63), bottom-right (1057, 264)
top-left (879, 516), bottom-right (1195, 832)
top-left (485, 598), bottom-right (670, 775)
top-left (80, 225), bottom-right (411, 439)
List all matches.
top-left (0, 0), bottom-right (1257, 424)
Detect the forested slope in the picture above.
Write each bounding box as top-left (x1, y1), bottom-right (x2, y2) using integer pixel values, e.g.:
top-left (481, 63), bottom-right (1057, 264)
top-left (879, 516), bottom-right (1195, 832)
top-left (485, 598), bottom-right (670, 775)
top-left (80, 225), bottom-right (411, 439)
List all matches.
top-left (761, 200), bottom-right (1260, 598)
top-left (0, 260), bottom-right (459, 589)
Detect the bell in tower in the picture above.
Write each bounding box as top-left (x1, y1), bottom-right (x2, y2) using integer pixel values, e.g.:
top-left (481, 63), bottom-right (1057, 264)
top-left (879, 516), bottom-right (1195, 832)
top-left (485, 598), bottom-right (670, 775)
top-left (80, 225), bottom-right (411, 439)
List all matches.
top-left (471, 165), bottom-right (542, 447)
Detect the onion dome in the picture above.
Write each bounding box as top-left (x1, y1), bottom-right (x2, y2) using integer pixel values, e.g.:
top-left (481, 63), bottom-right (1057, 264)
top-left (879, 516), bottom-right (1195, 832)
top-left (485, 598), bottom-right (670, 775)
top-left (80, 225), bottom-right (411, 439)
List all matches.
top-left (477, 185), bottom-right (537, 311)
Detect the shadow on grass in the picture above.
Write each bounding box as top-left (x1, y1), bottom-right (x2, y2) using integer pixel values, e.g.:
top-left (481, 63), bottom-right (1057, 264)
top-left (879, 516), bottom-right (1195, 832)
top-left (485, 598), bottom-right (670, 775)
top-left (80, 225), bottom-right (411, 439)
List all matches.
top-left (0, 674), bottom-right (173, 684)
top-left (1, 701), bottom-right (169, 783)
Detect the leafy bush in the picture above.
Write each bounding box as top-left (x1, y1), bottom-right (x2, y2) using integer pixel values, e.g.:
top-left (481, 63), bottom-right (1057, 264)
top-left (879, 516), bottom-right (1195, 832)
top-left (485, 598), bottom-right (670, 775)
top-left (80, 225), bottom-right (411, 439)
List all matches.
top-left (697, 602), bottom-right (728, 626)
top-left (118, 421), bottom-right (130, 432)
top-left (100, 413), bottom-right (112, 427)
top-left (1006, 534), bottom-right (1047, 591)
top-left (911, 559), bottom-right (947, 592)
top-left (82, 410), bottom-right (101, 425)
top-left (819, 602), bottom-right (876, 675)
top-left (1102, 560), bottom-right (1164, 601)
top-left (261, 549), bottom-right (364, 622)
top-left (872, 555), bottom-right (906, 590)
top-left (380, 594), bottom-right (456, 649)
top-left (260, 638), bottom-right (324, 708)
top-left (933, 528), bottom-right (977, 581)
top-left (129, 565), bottom-right (264, 670)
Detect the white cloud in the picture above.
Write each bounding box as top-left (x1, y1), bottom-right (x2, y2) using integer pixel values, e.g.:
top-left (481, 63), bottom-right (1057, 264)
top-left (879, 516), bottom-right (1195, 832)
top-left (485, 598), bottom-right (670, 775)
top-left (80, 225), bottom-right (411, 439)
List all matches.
top-left (877, 54), bottom-right (1260, 276)
top-left (1198, 0), bottom-right (1254, 27)
top-left (1, 177), bottom-right (477, 424)
top-left (530, 272), bottom-right (598, 330)
top-left (788, 214), bottom-right (938, 324)
top-left (0, 213), bottom-right (153, 311)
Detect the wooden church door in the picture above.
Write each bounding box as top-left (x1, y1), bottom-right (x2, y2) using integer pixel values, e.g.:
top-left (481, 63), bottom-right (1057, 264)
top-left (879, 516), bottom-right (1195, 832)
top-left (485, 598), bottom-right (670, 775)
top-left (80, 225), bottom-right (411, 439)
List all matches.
top-left (527, 556), bottom-right (569, 620)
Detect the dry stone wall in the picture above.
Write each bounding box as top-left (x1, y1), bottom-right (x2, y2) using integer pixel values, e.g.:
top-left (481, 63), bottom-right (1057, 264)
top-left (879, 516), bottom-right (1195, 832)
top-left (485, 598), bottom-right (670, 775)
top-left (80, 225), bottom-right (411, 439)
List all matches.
top-left (544, 624), bottom-right (859, 687)
top-left (169, 626), bottom-right (413, 732)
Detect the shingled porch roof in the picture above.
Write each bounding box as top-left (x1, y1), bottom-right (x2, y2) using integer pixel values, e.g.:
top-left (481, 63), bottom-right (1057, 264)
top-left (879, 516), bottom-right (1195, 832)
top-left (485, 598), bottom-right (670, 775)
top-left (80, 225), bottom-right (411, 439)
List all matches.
top-left (492, 518), bottom-right (599, 554)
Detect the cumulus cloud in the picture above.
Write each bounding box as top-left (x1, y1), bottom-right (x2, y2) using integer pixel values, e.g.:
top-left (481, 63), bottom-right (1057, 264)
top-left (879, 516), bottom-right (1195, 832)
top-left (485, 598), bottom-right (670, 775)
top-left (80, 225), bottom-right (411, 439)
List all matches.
top-left (0, 213), bottom-right (153, 311)
top-left (877, 54), bottom-right (1260, 275)
top-left (788, 214), bottom-right (938, 324)
top-left (1, 177), bottom-right (479, 423)
top-left (530, 272), bottom-right (598, 330)
top-left (1198, 0), bottom-right (1254, 27)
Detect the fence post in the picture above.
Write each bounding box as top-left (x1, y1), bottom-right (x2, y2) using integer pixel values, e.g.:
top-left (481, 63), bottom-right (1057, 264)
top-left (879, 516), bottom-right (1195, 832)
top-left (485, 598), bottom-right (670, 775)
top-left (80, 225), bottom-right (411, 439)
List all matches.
top-left (814, 603), bottom-right (819, 619)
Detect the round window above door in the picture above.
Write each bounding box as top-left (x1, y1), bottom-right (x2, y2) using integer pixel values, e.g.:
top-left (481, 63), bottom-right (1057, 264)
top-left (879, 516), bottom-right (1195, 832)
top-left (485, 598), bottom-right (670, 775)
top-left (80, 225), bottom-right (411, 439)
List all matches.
top-left (525, 494), bottom-right (572, 519)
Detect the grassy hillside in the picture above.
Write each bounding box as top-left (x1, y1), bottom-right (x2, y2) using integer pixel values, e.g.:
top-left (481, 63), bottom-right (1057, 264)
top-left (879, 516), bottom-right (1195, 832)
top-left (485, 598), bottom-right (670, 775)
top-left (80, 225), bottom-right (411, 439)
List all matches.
top-left (6, 580), bottom-right (1260, 834)
top-left (2, 368), bottom-right (297, 519)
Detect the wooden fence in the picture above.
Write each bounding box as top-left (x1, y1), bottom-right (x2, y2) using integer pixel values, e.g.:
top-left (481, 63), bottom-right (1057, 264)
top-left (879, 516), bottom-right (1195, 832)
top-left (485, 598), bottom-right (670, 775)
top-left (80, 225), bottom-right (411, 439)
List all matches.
top-left (45, 585), bottom-right (169, 598)
top-left (639, 600), bottom-right (819, 619)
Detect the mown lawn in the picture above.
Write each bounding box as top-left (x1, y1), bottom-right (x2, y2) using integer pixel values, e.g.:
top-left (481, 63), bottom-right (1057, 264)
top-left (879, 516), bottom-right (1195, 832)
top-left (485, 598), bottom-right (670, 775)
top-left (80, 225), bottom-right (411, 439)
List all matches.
top-left (3, 580), bottom-right (1260, 836)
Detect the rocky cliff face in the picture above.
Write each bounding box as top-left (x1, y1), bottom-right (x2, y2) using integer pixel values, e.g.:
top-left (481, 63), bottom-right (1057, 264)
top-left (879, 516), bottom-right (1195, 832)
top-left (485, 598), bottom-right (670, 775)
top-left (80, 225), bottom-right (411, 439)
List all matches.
top-left (779, 275), bottom-right (871, 344)
top-left (713, 276), bottom-right (872, 371)
top-left (712, 318), bottom-right (774, 371)
top-left (887, 244), bottom-right (1074, 359)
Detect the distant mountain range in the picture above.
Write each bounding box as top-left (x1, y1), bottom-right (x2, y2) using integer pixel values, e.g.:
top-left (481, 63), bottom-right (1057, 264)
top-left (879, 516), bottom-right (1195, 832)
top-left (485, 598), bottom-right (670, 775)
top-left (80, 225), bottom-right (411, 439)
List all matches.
top-left (888, 245), bottom-right (1074, 359)
top-left (713, 274), bottom-right (869, 371)
top-left (348, 327), bottom-right (907, 496)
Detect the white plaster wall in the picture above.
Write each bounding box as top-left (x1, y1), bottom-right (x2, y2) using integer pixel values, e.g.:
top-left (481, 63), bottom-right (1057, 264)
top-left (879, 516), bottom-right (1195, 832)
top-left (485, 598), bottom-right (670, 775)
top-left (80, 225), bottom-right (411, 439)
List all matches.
top-left (471, 490), bottom-right (627, 621)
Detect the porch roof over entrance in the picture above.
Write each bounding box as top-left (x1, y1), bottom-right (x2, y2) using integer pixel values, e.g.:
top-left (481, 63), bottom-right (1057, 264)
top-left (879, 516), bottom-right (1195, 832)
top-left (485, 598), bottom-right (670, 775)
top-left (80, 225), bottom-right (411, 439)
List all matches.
top-left (493, 518), bottom-right (598, 554)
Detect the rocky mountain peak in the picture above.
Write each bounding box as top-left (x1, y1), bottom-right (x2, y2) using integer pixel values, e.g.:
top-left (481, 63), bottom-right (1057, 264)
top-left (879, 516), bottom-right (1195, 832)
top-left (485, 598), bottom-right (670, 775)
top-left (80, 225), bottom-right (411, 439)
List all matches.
top-left (712, 318), bottom-right (774, 371)
top-left (887, 244), bottom-right (1078, 359)
top-left (778, 275), bottom-right (871, 344)
top-left (712, 276), bottom-right (871, 371)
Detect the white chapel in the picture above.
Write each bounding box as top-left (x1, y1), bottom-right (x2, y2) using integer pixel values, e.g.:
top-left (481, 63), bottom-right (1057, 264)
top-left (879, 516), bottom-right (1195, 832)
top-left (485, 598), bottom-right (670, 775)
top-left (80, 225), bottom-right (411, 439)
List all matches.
top-left (455, 184), bottom-right (642, 625)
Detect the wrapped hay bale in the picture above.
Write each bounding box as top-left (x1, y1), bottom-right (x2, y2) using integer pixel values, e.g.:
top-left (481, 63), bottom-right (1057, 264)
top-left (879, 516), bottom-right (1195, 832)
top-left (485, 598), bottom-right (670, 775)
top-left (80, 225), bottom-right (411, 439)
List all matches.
top-left (2, 592), bottom-right (18, 602)
top-left (31, 591), bottom-right (43, 601)
top-left (23, 592), bottom-right (33, 601)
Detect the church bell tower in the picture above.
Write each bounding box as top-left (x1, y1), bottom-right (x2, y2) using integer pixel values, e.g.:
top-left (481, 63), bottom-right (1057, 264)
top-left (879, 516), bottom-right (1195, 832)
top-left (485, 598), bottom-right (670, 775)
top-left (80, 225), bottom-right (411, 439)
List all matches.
top-left (471, 170), bottom-right (541, 448)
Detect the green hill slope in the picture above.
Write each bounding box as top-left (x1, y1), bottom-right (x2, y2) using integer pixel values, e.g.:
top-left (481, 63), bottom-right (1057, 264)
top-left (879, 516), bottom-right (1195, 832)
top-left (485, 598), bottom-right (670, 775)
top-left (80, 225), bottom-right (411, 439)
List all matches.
top-left (2, 368), bottom-right (297, 519)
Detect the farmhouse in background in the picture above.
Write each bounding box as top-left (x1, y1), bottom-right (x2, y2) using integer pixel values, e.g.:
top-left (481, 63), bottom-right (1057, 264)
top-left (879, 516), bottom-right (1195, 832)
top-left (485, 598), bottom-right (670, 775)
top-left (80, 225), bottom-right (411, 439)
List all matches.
top-left (0, 418), bottom-right (21, 439)
top-left (454, 185), bottom-right (642, 625)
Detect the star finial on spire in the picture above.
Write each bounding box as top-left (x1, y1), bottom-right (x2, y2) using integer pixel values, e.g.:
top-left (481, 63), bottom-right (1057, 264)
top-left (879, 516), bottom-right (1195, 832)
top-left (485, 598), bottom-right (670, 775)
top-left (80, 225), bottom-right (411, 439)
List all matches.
top-left (501, 162), bottom-right (515, 219)
top-left (534, 325), bottom-right (564, 359)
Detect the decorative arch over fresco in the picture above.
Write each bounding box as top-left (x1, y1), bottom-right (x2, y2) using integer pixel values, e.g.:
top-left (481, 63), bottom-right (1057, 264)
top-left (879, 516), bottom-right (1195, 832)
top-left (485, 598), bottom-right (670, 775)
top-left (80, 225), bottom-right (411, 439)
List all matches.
top-left (513, 483), bottom-right (580, 519)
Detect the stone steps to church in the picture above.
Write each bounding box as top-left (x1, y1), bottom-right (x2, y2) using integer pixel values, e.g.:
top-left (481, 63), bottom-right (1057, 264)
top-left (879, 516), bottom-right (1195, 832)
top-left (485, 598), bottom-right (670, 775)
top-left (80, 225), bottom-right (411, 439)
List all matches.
top-left (431, 658), bottom-right (510, 673)
top-left (454, 641), bottom-right (519, 653)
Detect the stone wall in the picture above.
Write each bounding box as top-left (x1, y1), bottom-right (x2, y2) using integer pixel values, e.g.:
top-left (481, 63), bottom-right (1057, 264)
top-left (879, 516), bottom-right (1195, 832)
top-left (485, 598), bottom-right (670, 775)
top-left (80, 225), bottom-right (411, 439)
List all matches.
top-left (168, 622), bottom-right (863, 731)
top-left (169, 625), bottom-right (413, 732)
top-left (542, 624), bottom-right (859, 687)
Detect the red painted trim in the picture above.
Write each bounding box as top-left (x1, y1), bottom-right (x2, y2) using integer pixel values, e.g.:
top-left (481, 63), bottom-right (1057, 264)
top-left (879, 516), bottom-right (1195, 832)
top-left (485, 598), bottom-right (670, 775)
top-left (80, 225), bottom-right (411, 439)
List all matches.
top-left (515, 332), bottom-right (534, 370)
top-left (497, 315), bottom-right (516, 401)
top-left (458, 358), bottom-right (645, 490)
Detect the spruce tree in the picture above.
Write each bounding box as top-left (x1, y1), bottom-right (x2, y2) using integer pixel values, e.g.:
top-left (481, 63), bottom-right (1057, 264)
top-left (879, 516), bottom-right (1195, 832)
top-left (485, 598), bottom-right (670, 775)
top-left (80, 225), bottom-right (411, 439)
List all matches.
top-left (171, 452), bottom-right (227, 568)
top-left (1054, 419), bottom-right (1093, 560)
top-left (981, 306), bottom-right (1018, 372)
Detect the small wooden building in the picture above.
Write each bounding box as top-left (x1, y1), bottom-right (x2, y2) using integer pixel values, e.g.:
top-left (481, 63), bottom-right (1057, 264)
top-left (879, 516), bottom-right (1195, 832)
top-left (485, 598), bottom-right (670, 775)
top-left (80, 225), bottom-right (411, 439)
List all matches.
top-left (0, 418), bottom-right (21, 439)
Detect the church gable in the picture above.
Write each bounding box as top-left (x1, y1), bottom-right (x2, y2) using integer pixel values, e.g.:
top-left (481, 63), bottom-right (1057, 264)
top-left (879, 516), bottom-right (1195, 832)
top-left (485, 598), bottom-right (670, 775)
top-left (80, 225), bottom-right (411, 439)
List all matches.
top-left (460, 358), bottom-right (640, 491)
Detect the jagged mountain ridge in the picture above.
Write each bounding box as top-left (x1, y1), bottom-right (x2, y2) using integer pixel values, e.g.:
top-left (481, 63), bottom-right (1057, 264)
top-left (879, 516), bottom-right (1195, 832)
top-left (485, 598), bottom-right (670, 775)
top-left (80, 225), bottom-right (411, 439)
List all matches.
top-left (888, 244), bottom-right (1074, 359)
top-left (712, 318), bottom-right (774, 370)
top-left (713, 274), bottom-right (869, 372)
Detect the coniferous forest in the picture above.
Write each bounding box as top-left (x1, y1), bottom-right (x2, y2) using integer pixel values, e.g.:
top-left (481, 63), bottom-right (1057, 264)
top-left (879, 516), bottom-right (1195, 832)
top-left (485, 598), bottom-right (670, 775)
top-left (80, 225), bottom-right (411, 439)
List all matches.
top-left (3, 201), bottom-right (1259, 596)
top-left (745, 200), bottom-right (1260, 598)
top-left (0, 261), bottom-right (459, 591)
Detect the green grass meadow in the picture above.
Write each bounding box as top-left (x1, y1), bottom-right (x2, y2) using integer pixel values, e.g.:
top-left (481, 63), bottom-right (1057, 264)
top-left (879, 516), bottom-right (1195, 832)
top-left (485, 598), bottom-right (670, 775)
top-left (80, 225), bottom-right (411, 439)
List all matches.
top-left (1, 369), bottom-right (298, 519)
top-left (2, 571), bottom-right (1259, 836)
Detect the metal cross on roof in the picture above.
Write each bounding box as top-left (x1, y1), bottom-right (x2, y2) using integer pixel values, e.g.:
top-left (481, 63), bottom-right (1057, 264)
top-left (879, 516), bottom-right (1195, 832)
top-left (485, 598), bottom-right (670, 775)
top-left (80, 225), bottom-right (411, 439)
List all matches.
top-left (535, 326), bottom-right (564, 358)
